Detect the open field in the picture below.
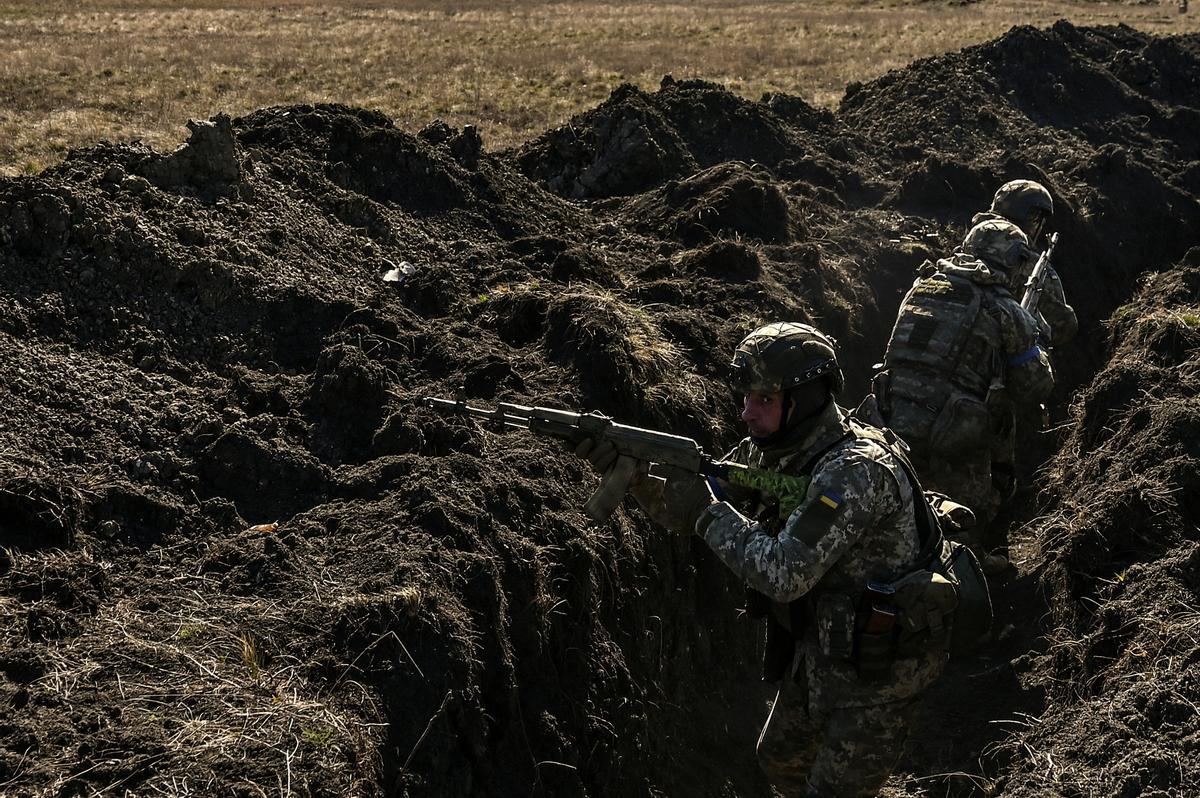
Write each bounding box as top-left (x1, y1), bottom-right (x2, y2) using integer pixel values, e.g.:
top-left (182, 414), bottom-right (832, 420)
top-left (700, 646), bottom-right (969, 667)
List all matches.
top-left (1, 0), bottom-right (1198, 175)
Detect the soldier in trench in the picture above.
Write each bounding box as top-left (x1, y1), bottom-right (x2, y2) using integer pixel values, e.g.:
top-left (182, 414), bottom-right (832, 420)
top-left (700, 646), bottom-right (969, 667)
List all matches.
top-left (969, 179), bottom-right (1078, 525)
top-left (578, 323), bottom-right (953, 798)
top-left (872, 219), bottom-right (1056, 572)
top-left (971, 179), bottom-right (1077, 348)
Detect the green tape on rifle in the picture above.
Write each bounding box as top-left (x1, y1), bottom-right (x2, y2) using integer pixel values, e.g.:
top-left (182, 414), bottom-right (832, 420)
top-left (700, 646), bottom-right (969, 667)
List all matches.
top-left (725, 468), bottom-right (812, 518)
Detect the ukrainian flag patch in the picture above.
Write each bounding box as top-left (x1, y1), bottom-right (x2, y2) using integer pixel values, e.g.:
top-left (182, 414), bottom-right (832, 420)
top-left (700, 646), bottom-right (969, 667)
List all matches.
top-left (818, 491), bottom-right (843, 512)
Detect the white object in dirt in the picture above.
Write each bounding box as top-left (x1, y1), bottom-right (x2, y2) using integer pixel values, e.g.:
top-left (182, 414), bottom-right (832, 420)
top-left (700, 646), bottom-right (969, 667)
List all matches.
top-left (382, 260), bottom-right (419, 282)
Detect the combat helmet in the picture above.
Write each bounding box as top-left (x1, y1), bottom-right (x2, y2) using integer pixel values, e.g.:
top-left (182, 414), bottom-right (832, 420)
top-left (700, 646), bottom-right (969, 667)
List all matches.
top-left (730, 322), bottom-right (844, 395)
top-left (990, 179), bottom-right (1053, 239)
top-left (962, 219), bottom-right (1035, 274)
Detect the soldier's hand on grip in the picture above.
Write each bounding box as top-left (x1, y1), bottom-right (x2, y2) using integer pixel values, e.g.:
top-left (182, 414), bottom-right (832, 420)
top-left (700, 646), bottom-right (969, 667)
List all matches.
top-left (574, 437), bottom-right (619, 475)
top-left (659, 465), bottom-right (716, 532)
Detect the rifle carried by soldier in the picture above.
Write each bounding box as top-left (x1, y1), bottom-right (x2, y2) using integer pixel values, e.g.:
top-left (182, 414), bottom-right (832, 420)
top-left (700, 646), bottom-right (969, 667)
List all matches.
top-left (1019, 231), bottom-right (1059, 314)
top-left (425, 396), bottom-right (810, 523)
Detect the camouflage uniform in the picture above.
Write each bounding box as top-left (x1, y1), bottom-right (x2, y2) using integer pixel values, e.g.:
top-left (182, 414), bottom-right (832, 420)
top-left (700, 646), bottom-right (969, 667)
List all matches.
top-left (694, 402), bottom-right (946, 798)
top-left (617, 323), bottom-right (948, 797)
top-left (972, 181), bottom-right (1076, 503)
top-left (878, 242), bottom-right (1054, 531)
top-left (971, 210), bottom-right (1077, 346)
top-left (973, 181), bottom-right (1077, 348)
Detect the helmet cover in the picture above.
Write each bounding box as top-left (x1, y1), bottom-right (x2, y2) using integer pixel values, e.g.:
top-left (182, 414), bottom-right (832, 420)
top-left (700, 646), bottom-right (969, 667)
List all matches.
top-left (990, 179), bottom-right (1053, 233)
top-left (961, 219), bottom-right (1035, 273)
top-left (730, 322), bottom-right (843, 394)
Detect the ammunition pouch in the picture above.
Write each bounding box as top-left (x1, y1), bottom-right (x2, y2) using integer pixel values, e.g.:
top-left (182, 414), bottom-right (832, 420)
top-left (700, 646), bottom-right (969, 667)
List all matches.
top-left (855, 586), bottom-right (900, 682)
top-left (855, 625), bottom-right (898, 683)
top-left (816, 593), bottom-right (855, 661)
top-left (928, 390), bottom-right (989, 455)
top-left (889, 567), bottom-right (959, 657)
top-left (880, 541), bottom-right (992, 659)
top-left (814, 590), bottom-right (901, 683)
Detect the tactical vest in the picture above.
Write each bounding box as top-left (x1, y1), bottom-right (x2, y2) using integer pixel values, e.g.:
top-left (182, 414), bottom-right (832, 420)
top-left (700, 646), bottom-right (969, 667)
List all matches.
top-left (751, 416), bottom-right (993, 682)
top-left (884, 269), bottom-right (997, 399)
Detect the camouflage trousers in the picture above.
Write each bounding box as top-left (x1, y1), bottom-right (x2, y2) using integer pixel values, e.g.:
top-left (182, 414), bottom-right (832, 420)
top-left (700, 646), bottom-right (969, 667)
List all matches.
top-left (884, 394), bottom-right (1018, 537)
top-left (756, 665), bottom-right (917, 798)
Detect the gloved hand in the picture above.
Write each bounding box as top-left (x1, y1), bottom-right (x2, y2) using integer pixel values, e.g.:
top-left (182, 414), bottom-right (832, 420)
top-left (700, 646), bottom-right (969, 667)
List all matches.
top-left (574, 437), bottom-right (618, 475)
top-left (659, 465), bottom-right (716, 532)
top-left (1036, 316), bottom-right (1053, 348)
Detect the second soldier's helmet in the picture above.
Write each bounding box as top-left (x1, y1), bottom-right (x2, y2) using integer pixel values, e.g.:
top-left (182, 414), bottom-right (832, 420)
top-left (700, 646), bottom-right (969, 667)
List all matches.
top-left (730, 322), bottom-right (845, 395)
top-left (990, 179), bottom-right (1053, 237)
top-left (962, 219), bottom-right (1035, 273)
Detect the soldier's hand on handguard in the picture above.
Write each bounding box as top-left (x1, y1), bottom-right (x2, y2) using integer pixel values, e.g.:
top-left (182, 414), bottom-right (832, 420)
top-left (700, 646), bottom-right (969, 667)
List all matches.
top-left (574, 437), bottom-right (619, 475)
top-left (1036, 316), bottom-right (1052, 348)
top-left (659, 465), bottom-right (716, 534)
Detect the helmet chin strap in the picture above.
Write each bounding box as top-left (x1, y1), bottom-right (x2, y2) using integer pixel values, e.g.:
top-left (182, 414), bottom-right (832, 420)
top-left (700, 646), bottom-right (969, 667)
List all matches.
top-left (1027, 217), bottom-right (1045, 248)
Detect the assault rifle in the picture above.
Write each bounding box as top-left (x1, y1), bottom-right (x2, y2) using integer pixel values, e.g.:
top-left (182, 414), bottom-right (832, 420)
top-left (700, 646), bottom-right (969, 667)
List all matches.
top-left (1020, 232), bottom-right (1059, 315)
top-left (425, 397), bottom-right (811, 523)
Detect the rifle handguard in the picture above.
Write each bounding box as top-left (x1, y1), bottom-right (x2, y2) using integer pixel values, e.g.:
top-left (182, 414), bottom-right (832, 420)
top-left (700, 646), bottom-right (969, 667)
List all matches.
top-left (584, 454), bottom-right (640, 522)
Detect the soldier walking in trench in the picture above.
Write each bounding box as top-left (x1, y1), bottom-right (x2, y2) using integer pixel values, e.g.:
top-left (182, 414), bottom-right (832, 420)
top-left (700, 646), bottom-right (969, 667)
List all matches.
top-left (972, 179), bottom-right (1077, 348)
top-left (577, 323), bottom-right (955, 797)
top-left (970, 180), bottom-right (1077, 517)
top-left (872, 219), bottom-right (1055, 572)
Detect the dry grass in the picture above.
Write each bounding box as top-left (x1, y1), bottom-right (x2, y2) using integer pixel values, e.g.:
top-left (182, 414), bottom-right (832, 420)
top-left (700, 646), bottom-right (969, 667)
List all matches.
top-left (0, 544), bottom-right (383, 794)
top-left (1, 0), bottom-right (1198, 175)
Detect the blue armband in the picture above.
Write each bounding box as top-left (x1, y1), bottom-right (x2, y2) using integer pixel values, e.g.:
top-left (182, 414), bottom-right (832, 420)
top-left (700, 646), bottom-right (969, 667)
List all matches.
top-left (1008, 345), bottom-right (1042, 367)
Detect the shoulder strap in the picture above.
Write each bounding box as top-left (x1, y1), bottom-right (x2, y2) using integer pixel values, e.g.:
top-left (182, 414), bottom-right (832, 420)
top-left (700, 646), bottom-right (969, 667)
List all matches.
top-left (793, 432), bottom-right (854, 477)
top-left (846, 419), bottom-right (945, 568)
top-left (778, 419), bottom-right (946, 570)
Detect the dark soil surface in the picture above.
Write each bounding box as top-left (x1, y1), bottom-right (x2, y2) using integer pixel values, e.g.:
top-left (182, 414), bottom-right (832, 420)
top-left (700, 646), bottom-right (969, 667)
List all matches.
top-left (0, 20), bottom-right (1197, 798)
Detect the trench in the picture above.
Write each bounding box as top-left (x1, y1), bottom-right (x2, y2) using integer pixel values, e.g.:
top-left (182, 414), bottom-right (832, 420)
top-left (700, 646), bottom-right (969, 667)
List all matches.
top-left (0, 20), bottom-right (1197, 798)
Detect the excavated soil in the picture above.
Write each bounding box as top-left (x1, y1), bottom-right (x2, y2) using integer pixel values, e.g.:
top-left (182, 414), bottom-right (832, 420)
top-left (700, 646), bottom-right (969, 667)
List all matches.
top-left (0, 21), bottom-right (1197, 798)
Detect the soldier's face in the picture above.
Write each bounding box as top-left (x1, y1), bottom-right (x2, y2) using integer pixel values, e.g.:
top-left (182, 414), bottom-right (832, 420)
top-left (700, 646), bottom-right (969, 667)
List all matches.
top-left (741, 390), bottom-right (784, 437)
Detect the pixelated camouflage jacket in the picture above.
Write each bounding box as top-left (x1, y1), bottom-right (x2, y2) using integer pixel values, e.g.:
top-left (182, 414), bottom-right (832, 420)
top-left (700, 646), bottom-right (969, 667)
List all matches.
top-left (884, 255), bottom-right (1055, 414)
top-left (698, 402), bottom-right (947, 711)
top-left (972, 210), bottom-right (1078, 345)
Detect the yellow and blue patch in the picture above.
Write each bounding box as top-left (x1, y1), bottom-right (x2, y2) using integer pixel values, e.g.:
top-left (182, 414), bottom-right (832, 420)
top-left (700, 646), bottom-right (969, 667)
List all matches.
top-left (817, 491), bottom-right (844, 512)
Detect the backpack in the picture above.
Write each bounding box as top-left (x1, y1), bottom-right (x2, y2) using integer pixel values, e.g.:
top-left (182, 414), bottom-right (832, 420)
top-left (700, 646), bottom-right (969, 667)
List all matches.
top-left (884, 267), bottom-right (985, 380)
top-left (847, 414), bottom-right (994, 658)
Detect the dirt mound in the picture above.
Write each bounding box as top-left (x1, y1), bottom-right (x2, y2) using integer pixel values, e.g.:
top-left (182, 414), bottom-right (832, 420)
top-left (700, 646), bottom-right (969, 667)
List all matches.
top-left (841, 24), bottom-right (1200, 158)
top-left (622, 161), bottom-right (797, 246)
top-left (1, 21), bottom-right (1199, 798)
top-left (992, 248), bottom-right (1200, 797)
top-left (515, 77), bottom-right (848, 200)
top-left (0, 101), bottom-right (775, 796)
